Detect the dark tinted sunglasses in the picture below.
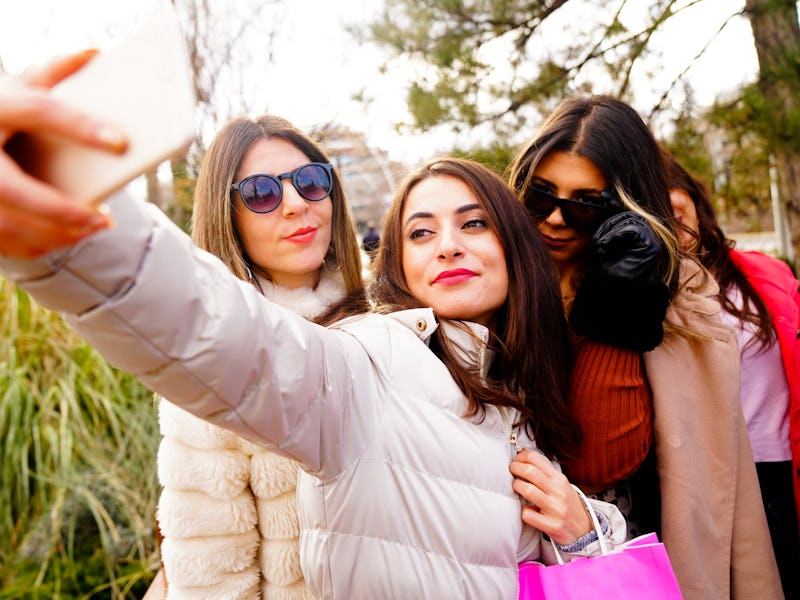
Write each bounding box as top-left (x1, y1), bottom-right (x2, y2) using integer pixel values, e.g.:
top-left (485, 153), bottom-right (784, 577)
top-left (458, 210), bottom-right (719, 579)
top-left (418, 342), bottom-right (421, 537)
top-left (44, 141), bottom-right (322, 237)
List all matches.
top-left (524, 185), bottom-right (623, 233)
top-left (231, 162), bottom-right (334, 214)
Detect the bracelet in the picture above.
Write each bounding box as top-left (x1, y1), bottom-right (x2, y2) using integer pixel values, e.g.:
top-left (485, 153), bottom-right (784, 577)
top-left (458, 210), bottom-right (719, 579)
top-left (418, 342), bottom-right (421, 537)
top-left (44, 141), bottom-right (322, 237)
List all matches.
top-left (555, 511), bottom-right (609, 553)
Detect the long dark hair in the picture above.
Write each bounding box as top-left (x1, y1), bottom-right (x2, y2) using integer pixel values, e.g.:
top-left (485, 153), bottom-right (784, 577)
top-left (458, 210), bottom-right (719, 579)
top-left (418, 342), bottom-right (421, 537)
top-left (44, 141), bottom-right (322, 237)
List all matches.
top-left (363, 157), bottom-right (579, 459)
top-left (507, 95), bottom-right (681, 292)
top-left (662, 149), bottom-right (776, 350)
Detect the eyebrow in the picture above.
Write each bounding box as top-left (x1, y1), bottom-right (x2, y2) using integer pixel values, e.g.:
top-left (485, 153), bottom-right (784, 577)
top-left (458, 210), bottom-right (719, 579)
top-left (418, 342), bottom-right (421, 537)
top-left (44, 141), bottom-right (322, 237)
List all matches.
top-left (404, 203), bottom-right (482, 228)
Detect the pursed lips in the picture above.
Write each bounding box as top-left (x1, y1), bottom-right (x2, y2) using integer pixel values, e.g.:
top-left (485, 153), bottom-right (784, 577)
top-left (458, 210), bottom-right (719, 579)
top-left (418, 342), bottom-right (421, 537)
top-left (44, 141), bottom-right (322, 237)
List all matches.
top-left (540, 232), bottom-right (573, 246)
top-left (286, 226), bottom-right (317, 243)
top-left (434, 268), bottom-right (477, 284)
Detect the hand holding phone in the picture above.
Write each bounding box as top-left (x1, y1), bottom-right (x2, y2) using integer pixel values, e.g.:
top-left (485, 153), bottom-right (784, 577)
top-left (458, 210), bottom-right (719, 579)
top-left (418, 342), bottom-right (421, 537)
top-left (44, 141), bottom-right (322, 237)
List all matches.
top-left (5, 4), bottom-right (197, 208)
top-left (0, 50), bottom-right (129, 257)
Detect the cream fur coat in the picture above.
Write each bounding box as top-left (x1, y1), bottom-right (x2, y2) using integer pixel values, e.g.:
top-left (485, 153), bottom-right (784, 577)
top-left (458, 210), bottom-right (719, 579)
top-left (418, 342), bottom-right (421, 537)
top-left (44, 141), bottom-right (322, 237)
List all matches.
top-left (156, 269), bottom-right (346, 599)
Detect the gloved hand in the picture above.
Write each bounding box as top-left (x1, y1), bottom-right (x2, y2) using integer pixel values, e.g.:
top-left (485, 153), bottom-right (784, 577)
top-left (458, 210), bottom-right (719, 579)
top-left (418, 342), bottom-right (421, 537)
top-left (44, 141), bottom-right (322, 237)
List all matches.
top-left (569, 211), bottom-right (671, 352)
top-left (592, 212), bottom-right (665, 281)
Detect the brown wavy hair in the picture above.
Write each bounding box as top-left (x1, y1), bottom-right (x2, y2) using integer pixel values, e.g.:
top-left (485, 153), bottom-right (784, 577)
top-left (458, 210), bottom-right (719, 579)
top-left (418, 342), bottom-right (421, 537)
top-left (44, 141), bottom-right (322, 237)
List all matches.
top-left (662, 148), bottom-right (776, 350)
top-left (360, 156), bottom-right (579, 459)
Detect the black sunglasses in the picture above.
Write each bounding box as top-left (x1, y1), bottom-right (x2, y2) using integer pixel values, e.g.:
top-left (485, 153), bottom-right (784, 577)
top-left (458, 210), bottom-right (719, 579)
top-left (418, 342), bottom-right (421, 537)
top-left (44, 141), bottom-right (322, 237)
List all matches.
top-left (524, 185), bottom-right (623, 233)
top-left (231, 162), bottom-right (334, 214)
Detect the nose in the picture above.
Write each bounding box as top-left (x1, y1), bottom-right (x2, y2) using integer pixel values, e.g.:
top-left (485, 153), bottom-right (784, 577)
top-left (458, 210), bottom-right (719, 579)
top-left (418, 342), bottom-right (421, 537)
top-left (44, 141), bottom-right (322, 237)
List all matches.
top-left (543, 205), bottom-right (567, 227)
top-left (280, 180), bottom-right (308, 216)
top-left (437, 225), bottom-right (464, 260)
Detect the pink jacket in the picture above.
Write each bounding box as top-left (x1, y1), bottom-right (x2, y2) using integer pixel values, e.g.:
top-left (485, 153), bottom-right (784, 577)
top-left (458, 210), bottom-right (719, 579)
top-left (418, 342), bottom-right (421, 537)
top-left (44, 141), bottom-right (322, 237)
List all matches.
top-left (730, 249), bottom-right (800, 528)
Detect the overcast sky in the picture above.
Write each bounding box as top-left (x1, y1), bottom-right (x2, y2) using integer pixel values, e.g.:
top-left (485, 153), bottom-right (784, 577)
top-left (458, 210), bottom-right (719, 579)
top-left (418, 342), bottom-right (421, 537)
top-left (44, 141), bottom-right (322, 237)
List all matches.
top-left (0, 0), bottom-right (759, 165)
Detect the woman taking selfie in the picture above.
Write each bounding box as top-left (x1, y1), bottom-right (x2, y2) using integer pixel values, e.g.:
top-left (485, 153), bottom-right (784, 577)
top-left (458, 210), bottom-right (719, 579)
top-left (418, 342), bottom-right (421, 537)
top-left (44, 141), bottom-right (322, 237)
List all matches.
top-left (0, 54), bottom-right (626, 597)
top-left (507, 95), bottom-right (782, 599)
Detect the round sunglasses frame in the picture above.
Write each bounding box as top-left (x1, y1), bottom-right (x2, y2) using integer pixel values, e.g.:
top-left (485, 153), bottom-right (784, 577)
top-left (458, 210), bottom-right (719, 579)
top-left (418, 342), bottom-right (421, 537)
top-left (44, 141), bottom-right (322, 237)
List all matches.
top-left (231, 162), bottom-right (334, 214)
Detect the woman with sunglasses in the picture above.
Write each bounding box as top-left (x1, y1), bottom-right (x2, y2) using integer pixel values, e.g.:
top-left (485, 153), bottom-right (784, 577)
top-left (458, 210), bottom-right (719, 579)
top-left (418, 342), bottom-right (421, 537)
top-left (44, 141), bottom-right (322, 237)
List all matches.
top-left (149, 115), bottom-right (364, 599)
top-left (508, 95), bottom-right (782, 600)
top-left (664, 150), bottom-right (800, 597)
top-left (0, 58), bottom-right (629, 594)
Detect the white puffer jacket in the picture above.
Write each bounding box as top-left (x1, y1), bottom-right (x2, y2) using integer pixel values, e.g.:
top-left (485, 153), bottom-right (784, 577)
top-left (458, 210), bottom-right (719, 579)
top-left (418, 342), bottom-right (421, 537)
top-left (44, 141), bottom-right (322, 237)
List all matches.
top-left (157, 270), bottom-right (345, 599)
top-left (0, 193), bottom-right (625, 599)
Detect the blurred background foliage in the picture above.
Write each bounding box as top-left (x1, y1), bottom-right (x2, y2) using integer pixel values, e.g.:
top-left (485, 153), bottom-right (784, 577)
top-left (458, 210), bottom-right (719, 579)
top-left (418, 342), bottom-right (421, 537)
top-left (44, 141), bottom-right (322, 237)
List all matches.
top-left (364, 0), bottom-right (800, 255)
top-left (0, 278), bottom-right (160, 598)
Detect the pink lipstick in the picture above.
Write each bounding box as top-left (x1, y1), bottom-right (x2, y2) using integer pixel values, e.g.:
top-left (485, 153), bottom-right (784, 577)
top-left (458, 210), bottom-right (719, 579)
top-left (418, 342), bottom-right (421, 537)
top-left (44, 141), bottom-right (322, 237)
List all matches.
top-left (434, 268), bottom-right (476, 284)
top-left (287, 227), bottom-right (317, 244)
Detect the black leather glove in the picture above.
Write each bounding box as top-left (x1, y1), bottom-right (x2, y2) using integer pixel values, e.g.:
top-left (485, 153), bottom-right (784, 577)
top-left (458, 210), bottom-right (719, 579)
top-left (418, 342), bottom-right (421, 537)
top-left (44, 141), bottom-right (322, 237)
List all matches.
top-left (569, 212), bottom-right (670, 352)
top-left (592, 212), bottom-right (665, 281)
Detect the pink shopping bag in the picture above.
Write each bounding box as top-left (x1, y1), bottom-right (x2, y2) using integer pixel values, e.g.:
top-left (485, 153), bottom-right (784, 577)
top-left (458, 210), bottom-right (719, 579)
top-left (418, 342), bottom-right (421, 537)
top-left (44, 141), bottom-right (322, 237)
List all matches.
top-left (518, 532), bottom-right (683, 600)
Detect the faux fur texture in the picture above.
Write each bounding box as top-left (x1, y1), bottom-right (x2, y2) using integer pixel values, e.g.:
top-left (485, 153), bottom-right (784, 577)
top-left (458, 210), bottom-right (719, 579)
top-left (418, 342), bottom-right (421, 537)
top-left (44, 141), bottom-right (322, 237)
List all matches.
top-left (256, 492), bottom-right (301, 540)
top-left (162, 532), bottom-right (260, 586)
top-left (254, 268), bottom-right (345, 321)
top-left (157, 489), bottom-right (257, 538)
top-left (165, 565), bottom-right (260, 600)
top-left (250, 452), bottom-right (300, 499)
top-left (157, 268), bottom-right (347, 597)
top-left (258, 538), bottom-right (304, 586)
top-left (159, 398), bottom-right (258, 452)
top-left (158, 436), bottom-right (250, 499)
top-left (262, 579), bottom-right (315, 600)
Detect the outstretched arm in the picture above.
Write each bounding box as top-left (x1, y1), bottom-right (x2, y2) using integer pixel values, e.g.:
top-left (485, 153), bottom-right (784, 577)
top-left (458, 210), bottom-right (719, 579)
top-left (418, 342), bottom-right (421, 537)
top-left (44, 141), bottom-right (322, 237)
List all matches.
top-left (0, 50), bottom-right (126, 257)
top-left (0, 191), bottom-right (378, 477)
top-left (0, 53), bottom-right (373, 473)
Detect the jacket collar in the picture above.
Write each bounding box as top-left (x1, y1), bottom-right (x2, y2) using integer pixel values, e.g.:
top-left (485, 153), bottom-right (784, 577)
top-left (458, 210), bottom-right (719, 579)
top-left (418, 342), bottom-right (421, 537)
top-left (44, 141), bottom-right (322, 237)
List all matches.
top-left (666, 259), bottom-right (732, 342)
top-left (387, 309), bottom-right (494, 379)
top-left (730, 249), bottom-right (798, 296)
top-left (254, 267), bottom-right (346, 319)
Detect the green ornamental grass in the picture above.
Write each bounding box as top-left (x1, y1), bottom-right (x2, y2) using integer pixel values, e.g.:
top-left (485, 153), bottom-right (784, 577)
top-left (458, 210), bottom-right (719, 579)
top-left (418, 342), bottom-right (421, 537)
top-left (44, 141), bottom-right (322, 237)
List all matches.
top-left (0, 277), bottom-right (160, 599)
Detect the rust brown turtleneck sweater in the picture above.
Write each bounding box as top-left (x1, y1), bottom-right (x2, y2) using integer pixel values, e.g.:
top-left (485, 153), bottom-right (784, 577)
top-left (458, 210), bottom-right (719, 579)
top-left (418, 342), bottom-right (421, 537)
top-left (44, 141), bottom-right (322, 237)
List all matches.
top-left (561, 328), bottom-right (654, 491)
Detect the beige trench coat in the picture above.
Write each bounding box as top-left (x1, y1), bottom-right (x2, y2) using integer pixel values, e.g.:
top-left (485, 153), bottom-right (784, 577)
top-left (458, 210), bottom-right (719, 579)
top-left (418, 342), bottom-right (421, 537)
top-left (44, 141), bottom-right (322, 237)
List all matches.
top-left (645, 260), bottom-right (782, 600)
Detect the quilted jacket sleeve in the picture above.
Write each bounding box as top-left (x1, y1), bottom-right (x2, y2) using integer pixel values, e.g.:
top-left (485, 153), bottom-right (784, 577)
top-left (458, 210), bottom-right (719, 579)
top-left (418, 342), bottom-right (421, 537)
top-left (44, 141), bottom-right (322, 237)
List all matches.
top-left (0, 192), bottom-right (381, 478)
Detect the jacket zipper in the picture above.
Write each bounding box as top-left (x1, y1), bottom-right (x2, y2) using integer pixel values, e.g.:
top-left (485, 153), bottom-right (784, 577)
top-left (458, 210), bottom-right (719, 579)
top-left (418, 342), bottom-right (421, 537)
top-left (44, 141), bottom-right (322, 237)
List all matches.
top-left (499, 406), bottom-right (522, 462)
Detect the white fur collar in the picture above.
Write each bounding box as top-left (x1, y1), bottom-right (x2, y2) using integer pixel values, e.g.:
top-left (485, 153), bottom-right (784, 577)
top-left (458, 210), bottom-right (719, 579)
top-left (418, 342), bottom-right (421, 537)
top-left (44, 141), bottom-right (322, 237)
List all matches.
top-left (254, 267), bottom-right (346, 319)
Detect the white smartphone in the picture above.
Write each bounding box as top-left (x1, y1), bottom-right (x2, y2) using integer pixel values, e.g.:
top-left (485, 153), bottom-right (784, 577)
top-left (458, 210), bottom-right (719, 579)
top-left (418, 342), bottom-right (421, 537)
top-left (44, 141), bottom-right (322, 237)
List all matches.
top-left (6, 4), bottom-right (197, 207)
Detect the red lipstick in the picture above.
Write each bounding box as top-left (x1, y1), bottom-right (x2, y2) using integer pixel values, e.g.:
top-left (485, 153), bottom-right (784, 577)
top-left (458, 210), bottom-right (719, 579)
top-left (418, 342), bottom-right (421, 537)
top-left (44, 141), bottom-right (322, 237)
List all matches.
top-left (434, 268), bottom-right (476, 284)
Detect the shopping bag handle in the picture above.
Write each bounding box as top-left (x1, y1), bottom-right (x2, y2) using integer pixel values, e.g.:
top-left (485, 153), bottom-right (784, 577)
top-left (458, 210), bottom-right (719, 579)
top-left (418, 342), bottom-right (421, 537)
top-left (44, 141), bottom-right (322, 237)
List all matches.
top-left (549, 485), bottom-right (609, 564)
